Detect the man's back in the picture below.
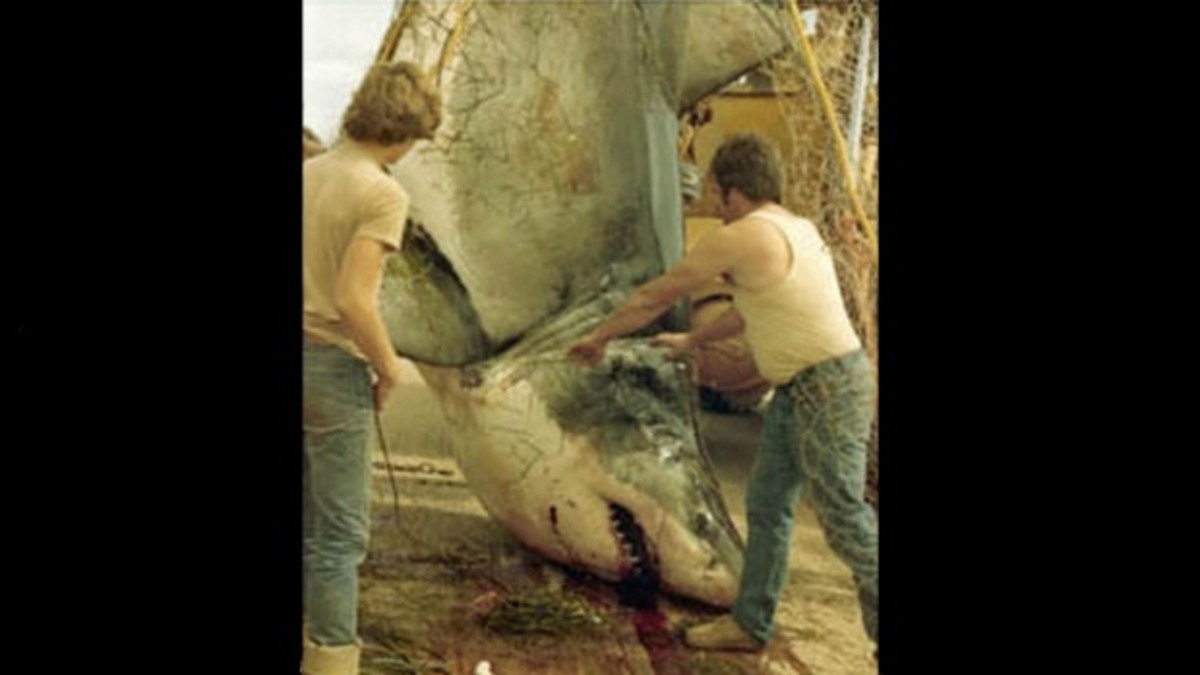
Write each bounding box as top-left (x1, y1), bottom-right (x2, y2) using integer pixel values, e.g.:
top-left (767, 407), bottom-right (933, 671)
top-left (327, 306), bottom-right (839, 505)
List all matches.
top-left (303, 143), bottom-right (409, 358)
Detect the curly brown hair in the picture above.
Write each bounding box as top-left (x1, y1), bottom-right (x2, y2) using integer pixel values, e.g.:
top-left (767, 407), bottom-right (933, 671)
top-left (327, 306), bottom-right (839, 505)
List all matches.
top-left (709, 132), bottom-right (783, 204)
top-left (341, 61), bottom-right (442, 145)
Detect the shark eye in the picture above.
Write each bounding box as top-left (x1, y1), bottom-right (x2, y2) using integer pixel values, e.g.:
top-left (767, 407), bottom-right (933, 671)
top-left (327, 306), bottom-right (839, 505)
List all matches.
top-left (693, 511), bottom-right (713, 535)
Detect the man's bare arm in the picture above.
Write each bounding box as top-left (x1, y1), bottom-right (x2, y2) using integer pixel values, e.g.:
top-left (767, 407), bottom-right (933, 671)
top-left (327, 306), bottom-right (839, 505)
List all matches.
top-left (567, 228), bottom-right (745, 366)
top-left (335, 237), bottom-right (404, 408)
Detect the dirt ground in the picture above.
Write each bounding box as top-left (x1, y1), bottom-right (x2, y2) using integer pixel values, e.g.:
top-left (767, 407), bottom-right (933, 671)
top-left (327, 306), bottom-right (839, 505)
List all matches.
top-left (355, 361), bottom-right (876, 675)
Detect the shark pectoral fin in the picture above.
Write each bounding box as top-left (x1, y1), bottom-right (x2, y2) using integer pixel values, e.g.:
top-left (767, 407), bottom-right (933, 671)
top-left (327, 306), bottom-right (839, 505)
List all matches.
top-left (380, 222), bottom-right (492, 367)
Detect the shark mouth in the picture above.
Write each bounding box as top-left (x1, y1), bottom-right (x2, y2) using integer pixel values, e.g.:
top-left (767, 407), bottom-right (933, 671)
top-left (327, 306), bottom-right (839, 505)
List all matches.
top-left (608, 502), bottom-right (661, 608)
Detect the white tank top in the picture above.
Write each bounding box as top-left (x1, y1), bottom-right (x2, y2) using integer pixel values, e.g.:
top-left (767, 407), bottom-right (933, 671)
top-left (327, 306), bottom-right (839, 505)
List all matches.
top-left (730, 209), bottom-right (862, 384)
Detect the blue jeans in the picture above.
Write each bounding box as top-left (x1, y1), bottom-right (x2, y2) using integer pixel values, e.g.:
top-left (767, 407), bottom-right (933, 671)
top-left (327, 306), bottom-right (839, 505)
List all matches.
top-left (732, 349), bottom-right (878, 645)
top-left (303, 342), bottom-right (374, 647)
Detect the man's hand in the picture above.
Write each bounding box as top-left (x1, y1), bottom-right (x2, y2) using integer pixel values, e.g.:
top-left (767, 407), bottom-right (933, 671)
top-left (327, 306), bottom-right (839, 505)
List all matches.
top-left (372, 357), bottom-right (406, 412)
top-left (651, 332), bottom-right (696, 360)
top-left (566, 334), bottom-right (608, 368)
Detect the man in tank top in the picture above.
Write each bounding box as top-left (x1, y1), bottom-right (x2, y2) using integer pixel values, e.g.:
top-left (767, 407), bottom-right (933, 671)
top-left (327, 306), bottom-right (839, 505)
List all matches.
top-left (567, 133), bottom-right (877, 655)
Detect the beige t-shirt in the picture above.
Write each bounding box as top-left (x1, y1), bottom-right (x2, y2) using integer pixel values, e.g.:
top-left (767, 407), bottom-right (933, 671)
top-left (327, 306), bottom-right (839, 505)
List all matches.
top-left (303, 142), bottom-right (410, 360)
top-left (731, 209), bottom-right (861, 384)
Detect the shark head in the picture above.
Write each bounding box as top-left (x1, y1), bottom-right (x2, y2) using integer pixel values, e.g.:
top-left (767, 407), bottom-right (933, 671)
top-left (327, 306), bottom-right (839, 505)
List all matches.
top-left (418, 337), bottom-right (744, 607)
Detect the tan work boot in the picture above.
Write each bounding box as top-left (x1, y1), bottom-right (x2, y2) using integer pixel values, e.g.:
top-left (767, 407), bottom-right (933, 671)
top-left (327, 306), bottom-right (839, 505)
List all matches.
top-left (684, 615), bottom-right (765, 652)
top-left (301, 636), bottom-right (362, 675)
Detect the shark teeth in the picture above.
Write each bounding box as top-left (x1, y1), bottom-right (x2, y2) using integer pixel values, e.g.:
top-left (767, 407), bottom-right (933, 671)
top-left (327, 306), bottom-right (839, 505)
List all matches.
top-left (608, 503), bottom-right (654, 572)
top-left (608, 502), bottom-right (661, 608)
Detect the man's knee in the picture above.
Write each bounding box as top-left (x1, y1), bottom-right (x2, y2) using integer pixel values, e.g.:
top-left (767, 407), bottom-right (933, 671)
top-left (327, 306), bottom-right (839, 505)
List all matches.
top-left (810, 463), bottom-right (869, 517)
top-left (818, 509), bottom-right (877, 569)
top-left (310, 519), bottom-right (370, 568)
top-left (745, 496), bottom-right (795, 534)
top-left (310, 540), bottom-right (369, 575)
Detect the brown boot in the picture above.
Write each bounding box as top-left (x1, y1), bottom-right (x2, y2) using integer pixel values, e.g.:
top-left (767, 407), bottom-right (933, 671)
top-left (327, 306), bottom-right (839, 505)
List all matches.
top-left (301, 636), bottom-right (362, 675)
top-left (684, 615), bottom-right (765, 652)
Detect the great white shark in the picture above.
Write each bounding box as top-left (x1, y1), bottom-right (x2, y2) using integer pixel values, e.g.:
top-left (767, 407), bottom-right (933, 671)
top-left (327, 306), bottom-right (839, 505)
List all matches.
top-left (376, 0), bottom-right (792, 606)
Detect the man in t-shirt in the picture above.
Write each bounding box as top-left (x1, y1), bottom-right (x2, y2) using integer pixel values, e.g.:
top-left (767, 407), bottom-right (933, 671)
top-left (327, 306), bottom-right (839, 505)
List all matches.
top-left (302, 61), bottom-right (441, 675)
top-left (567, 133), bottom-right (877, 654)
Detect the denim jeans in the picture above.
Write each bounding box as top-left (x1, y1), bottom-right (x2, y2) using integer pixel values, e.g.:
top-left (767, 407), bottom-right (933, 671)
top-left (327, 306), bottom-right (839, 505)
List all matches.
top-left (303, 342), bottom-right (374, 647)
top-left (732, 349), bottom-right (878, 645)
